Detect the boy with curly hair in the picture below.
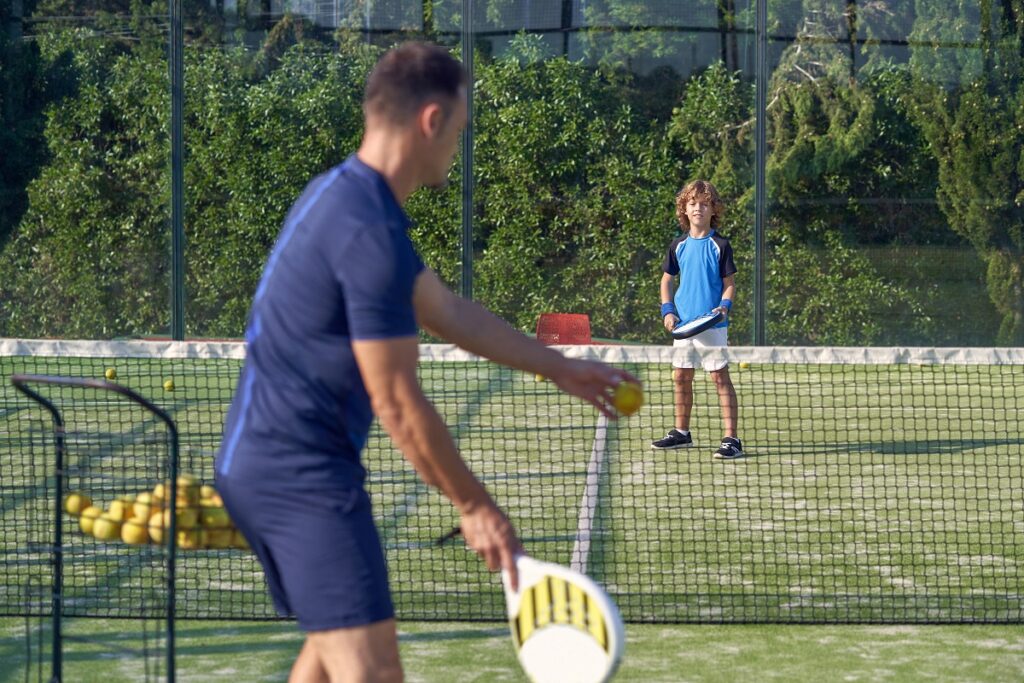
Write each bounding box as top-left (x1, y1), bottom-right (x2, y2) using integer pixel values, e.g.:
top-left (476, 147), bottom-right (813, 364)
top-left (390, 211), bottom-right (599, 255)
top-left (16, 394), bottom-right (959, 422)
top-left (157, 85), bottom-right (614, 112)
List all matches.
top-left (652, 179), bottom-right (743, 460)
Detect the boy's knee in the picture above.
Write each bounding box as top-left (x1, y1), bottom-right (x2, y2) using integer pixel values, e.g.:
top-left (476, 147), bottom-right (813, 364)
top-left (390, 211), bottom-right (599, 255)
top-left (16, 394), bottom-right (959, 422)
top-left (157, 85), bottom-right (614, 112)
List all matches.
top-left (672, 369), bottom-right (694, 385)
top-left (709, 368), bottom-right (733, 387)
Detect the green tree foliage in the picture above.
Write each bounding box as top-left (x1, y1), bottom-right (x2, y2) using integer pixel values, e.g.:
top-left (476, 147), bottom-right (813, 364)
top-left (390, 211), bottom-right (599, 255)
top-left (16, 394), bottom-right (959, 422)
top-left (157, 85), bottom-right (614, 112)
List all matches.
top-left (0, 32), bottom-right (378, 337)
top-left (470, 36), bottom-right (675, 340)
top-left (0, 30), bottom-right (170, 337)
top-left (0, 0), bottom-right (48, 247)
top-left (184, 44), bottom-right (377, 335)
top-left (669, 56), bottom-right (926, 345)
top-left (908, 0), bottom-right (1024, 344)
top-left (577, 0), bottom-right (719, 74)
top-left (0, 4), bottom-right (997, 345)
top-left (757, 3), bottom-right (933, 344)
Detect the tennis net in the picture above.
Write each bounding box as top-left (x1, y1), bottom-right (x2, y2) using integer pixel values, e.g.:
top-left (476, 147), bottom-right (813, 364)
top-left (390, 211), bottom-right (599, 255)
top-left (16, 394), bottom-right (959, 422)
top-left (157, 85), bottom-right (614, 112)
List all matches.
top-left (1, 339), bottom-right (1022, 623)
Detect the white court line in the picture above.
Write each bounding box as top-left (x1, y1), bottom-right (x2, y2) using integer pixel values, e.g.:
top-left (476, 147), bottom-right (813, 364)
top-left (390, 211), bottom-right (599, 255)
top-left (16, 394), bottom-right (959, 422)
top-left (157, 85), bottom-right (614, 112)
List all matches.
top-left (571, 414), bottom-right (608, 575)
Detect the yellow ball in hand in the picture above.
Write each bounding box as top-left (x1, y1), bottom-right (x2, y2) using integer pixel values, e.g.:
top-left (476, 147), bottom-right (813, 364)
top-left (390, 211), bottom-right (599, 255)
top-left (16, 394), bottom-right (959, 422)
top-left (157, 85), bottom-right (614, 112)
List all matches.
top-left (612, 381), bottom-right (643, 417)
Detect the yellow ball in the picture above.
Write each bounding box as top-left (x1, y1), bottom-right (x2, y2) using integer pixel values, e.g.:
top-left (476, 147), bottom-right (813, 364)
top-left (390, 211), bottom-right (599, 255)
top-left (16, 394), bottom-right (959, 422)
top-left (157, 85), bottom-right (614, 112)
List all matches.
top-left (163, 379), bottom-right (175, 391)
top-left (205, 527), bottom-right (234, 549)
top-left (64, 492), bottom-right (92, 517)
top-left (612, 381), bottom-right (644, 417)
top-left (739, 361), bottom-right (750, 369)
top-left (104, 367), bottom-right (117, 380)
top-left (106, 500), bottom-right (130, 522)
top-left (92, 514), bottom-right (122, 542)
top-left (79, 506), bottom-right (102, 534)
top-left (133, 492), bottom-right (158, 521)
top-left (148, 511), bottom-right (166, 544)
top-left (177, 527), bottom-right (206, 550)
top-left (121, 518), bottom-right (149, 545)
top-left (231, 529), bottom-right (251, 551)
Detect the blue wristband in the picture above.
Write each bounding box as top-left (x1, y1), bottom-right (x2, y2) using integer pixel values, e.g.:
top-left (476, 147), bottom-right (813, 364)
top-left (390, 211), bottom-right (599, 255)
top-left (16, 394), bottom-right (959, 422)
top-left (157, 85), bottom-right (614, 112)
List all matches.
top-left (719, 299), bottom-right (732, 310)
top-left (660, 302), bottom-right (677, 318)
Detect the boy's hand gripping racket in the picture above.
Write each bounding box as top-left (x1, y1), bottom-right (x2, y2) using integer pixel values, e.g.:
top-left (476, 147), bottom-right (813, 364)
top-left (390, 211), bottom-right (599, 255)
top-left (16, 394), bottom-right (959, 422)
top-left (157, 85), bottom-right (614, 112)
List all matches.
top-left (671, 310), bottom-right (725, 339)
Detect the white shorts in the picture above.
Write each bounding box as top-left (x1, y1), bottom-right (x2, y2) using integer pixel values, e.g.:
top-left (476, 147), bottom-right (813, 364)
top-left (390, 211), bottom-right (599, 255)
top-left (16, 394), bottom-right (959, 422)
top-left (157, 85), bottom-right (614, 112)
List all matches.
top-left (671, 326), bottom-right (729, 372)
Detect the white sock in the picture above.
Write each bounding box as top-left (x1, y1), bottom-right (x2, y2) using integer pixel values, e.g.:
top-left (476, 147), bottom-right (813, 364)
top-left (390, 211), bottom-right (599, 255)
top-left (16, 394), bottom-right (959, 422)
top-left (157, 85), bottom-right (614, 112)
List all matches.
top-left (677, 429), bottom-right (690, 436)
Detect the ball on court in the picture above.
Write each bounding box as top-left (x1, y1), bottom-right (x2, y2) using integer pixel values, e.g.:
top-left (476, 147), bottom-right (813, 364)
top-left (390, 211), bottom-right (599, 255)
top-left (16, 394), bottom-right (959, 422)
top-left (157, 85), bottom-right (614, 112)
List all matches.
top-left (104, 367), bottom-right (117, 380)
top-left (163, 379), bottom-right (175, 391)
top-left (612, 381), bottom-right (643, 416)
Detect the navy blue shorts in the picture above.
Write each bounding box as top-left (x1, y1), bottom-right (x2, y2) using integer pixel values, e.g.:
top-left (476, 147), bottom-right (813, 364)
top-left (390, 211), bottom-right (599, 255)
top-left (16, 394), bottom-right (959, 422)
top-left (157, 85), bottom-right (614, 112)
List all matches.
top-left (215, 476), bottom-right (394, 631)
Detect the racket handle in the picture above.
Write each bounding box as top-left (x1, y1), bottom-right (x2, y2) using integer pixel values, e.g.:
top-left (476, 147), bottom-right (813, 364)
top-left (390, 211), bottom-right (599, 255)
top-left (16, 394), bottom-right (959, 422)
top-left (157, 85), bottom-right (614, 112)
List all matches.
top-left (435, 526), bottom-right (462, 546)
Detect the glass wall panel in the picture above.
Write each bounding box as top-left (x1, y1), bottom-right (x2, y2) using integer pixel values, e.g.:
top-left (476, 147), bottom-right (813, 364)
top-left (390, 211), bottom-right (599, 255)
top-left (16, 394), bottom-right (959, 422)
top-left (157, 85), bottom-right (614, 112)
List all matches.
top-left (463, 0), bottom-right (755, 342)
top-left (3, 1), bottom-right (1016, 345)
top-left (0, 0), bottom-right (172, 339)
top-left (182, 0), bottom-right (464, 337)
top-left (764, 1), bottom-right (1003, 345)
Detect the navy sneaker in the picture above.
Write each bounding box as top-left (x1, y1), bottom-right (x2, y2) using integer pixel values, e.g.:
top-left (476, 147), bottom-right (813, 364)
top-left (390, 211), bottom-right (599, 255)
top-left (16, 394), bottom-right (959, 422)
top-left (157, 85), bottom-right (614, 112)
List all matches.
top-left (651, 429), bottom-right (693, 450)
top-left (713, 437), bottom-right (744, 460)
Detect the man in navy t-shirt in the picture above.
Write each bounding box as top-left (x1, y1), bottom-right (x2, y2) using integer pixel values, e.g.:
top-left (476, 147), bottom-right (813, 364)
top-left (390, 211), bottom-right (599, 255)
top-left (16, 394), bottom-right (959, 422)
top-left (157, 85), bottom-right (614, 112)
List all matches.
top-left (214, 43), bottom-right (635, 682)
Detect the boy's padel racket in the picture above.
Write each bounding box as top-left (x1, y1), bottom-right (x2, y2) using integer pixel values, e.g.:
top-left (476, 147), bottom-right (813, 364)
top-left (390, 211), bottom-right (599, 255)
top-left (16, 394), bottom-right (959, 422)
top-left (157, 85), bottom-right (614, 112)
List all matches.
top-left (502, 554), bottom-right (625, 683)
top-left (671, 310), bottom-right (724, 339)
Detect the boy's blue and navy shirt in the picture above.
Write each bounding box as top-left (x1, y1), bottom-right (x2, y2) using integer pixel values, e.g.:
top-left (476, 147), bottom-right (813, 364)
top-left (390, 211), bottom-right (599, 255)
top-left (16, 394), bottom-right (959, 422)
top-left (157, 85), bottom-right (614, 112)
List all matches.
top-left (662, 230), bottom-right (737, 328)
top-left (215, 154), bottom-right (424, 490)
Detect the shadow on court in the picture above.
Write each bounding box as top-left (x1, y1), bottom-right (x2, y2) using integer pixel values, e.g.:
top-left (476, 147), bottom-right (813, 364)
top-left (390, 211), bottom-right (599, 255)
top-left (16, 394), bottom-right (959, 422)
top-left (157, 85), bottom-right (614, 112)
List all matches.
top-left (398, 626), bottom-right (507, 642)
top-left (810, 437), bottom-right (1023, 457)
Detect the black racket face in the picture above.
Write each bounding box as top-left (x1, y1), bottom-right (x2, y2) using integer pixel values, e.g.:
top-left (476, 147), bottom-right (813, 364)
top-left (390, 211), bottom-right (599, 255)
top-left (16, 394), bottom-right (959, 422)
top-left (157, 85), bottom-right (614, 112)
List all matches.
top-left (671, 311), bottom-right (724, 339)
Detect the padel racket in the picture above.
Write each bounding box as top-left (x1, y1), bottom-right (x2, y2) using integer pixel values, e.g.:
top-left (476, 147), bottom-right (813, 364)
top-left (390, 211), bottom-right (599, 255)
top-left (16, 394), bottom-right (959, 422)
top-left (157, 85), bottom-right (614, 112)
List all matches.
top-left (502, 554), bottom-right (625, 683)
top-left (671, 310), bottom-right (724, 339)
top-left (436, 530), bottom-right (625, 682)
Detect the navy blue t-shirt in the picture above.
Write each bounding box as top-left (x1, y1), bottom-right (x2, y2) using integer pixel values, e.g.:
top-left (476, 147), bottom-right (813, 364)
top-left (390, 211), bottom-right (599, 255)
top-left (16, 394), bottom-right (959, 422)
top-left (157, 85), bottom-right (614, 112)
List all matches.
top-left (215, 155), bottom-right (424, 490)
top-left (662, 231), bottom-right (737, 328)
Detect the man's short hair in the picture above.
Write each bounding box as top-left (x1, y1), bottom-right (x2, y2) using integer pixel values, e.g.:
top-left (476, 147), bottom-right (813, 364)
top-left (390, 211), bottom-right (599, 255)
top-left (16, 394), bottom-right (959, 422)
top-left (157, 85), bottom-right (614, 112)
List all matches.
top-left (363, 42), bottom-right (467, 124)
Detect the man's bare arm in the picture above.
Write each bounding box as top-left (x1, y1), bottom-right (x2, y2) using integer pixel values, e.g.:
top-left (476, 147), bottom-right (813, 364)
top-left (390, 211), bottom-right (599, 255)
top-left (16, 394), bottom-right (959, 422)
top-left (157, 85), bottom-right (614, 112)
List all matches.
top-left (352, 335), bottom-right (521, 587)
top-left (413, 269), bottom-right (636, 416)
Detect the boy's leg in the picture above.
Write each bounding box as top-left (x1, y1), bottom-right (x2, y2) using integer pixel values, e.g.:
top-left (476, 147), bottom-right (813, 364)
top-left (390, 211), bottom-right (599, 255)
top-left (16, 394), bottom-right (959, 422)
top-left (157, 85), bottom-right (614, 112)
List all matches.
top-left (652, 365), bottom-right (695, 449)
top-left (709, 367), bottom-right (737, 438)
top-left (709, 366), bottom-right (743, 459)
top-left (673, 367), bottom-right (695, 431)
top-left (307, 619), bottom-right (403, 683)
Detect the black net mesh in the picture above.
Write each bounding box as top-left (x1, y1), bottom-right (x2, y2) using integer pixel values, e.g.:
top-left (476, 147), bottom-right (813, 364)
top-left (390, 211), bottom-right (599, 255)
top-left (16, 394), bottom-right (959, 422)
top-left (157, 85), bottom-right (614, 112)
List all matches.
top-left (10, 373), bottom-right (175, 680)
top-left (1, 340), bottom-right (1022, 624)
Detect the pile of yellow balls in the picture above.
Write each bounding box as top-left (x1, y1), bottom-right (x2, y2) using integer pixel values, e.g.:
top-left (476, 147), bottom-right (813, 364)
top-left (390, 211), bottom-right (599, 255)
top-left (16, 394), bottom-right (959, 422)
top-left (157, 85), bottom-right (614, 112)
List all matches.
top-left (63, 474), bottom-right (249, 551)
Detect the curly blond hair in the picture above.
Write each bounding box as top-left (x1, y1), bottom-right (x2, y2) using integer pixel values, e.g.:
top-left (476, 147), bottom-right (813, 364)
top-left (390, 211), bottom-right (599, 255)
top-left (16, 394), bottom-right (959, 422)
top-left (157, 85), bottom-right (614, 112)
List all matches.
top-left (675, 180), bottom-right (725, 230)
